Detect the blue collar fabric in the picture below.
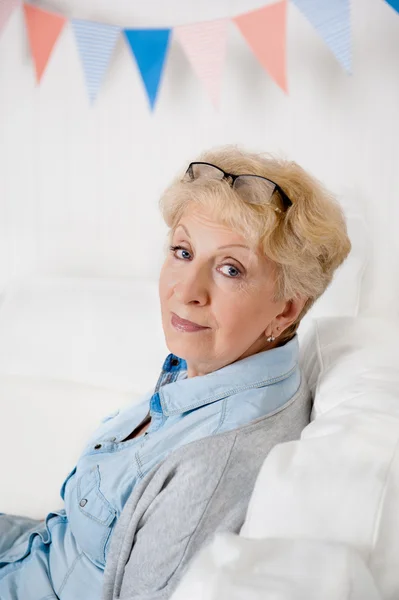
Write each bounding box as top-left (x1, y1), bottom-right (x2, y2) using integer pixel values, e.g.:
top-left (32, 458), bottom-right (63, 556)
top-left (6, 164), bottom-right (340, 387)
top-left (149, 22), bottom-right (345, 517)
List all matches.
top-left (156, 335), bottom-right (299, 417)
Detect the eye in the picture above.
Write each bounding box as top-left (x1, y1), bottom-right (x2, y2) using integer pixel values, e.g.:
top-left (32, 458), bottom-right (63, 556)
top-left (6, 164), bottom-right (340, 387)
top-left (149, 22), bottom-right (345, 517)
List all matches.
top-left (219, 264), bottom-right (242, 278)
top-left (169, 245), bottom-right (192, 260)
top-left (169, 246), bottom-right (243, 279)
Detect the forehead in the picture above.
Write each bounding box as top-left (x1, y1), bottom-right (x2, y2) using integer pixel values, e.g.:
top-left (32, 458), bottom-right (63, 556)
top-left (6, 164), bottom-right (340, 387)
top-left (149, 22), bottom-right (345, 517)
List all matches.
top-left (174, 206), bottom-right (249, 245)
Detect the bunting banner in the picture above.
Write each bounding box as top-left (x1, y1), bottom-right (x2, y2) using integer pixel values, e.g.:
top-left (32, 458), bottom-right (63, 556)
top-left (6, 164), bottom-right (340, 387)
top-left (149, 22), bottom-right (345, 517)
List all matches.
top-left (234, 0), bottom-right (288, 93)
top-left (291, 0), bottom-right (351, 73)
top-left (385, 0), bottom-right (399, 12)
top-left (0, 0), bottom-right (20, 33)
top-left (1, 1), bottom-right (392, 109)
top-left (124, 28), bottom-right (171, 110)
top-left (23, 4), bottom-right (66, 83)
top-left (72, 20), bottom-right (120, 104)
top-left (174, 19), bottom-right (229, 108)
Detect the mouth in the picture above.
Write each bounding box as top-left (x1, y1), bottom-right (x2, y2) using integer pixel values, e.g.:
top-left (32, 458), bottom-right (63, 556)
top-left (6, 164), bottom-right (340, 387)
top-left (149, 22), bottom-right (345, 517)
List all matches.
top-left (171, 312), bottom-right (210, 333)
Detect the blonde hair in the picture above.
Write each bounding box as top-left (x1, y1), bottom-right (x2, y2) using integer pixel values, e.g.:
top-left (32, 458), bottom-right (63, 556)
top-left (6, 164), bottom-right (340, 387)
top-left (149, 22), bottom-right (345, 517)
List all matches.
top-left (159, 145), bottom-right (351, 343)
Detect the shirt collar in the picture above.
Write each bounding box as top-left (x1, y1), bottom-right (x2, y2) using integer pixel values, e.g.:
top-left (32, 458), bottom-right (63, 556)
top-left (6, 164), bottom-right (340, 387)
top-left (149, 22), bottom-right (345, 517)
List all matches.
top-left (157, 335), bottom-right (299, 417)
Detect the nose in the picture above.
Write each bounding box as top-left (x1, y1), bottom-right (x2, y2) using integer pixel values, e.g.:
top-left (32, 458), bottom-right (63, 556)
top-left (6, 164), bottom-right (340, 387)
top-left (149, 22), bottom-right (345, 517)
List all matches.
top-left (173, 263), bottom-right (209, 306)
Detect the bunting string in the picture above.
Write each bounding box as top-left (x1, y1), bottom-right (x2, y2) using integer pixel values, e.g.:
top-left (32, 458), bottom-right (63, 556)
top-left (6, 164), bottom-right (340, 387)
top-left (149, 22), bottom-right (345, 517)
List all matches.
top-left (1, 0), bottom-right (392, 109)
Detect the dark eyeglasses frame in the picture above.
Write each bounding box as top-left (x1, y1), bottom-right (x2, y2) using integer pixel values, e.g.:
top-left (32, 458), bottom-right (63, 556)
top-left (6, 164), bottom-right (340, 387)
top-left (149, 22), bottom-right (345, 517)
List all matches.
top-left (184, 162), bottom-right (293, 212)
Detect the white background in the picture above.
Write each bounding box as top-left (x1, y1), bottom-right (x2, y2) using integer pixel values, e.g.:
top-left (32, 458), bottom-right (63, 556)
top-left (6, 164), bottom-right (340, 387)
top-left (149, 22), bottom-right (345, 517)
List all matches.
top-left (0, 0), bottom-right (398, 315)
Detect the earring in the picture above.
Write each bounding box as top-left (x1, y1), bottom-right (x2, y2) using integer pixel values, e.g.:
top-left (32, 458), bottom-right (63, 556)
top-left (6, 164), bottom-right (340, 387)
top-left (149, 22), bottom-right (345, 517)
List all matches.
top-left (267, 334), bottom-right (275, 342)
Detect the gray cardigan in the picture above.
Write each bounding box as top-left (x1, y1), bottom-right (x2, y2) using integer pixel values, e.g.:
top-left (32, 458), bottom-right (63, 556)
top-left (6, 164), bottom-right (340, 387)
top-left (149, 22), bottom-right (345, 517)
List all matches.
top-left (102, 376), bottom-right (311, 600)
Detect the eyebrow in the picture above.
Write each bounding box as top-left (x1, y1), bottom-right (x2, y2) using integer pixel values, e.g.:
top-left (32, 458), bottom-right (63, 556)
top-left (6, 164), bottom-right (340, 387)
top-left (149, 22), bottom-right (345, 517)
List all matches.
top-left (175, 224), bottom-right (251, 251)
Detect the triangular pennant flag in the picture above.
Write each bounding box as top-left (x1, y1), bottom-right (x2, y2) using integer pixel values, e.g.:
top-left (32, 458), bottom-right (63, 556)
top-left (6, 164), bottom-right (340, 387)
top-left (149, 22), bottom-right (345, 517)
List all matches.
top-left (292, 0), bottom-right (351, 72)
top-left (385, 0), bottom-right (399, 13)
top-left (0, 0), bottom-right (20, 34)
top-left (72, 20), bottom-right (120, 104)
top-left (23, 4), bottom-right (66, 83)
top-left (174, 19), bottom-right (228, 109)
top-left (234, 0), bottom-right (288, 93)
top-left (124, 29), bottom-right (171, 110)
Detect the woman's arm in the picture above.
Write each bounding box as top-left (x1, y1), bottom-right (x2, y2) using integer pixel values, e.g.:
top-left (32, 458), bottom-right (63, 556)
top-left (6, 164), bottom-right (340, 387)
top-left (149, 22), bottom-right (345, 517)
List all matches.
top-left (102, 428), bottom-right (262, 600)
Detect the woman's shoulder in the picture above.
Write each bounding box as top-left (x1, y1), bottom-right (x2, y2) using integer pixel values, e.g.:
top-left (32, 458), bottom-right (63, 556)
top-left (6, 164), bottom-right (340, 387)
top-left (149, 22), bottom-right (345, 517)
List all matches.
top-left (159, 373), bottom-right (311, 481)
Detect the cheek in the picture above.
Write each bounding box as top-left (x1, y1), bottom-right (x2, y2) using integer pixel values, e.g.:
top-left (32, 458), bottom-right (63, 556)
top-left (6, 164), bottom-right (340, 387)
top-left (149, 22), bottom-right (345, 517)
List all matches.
top-left (212, 292), bottom-right (251, 332)
top-left (216, 289), bottom-right (274, 334)
top-left (159, 260), bottom-right (178, 302)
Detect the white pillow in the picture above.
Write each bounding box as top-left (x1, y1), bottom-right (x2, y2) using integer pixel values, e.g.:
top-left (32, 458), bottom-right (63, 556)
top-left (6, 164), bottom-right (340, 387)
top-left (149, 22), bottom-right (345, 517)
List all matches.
top-left (0, 374), bottom-right (145, 518)
top-left (299, 316), bottom-right (399, 418)
top-left (0, 276), bottom-right (169, 394)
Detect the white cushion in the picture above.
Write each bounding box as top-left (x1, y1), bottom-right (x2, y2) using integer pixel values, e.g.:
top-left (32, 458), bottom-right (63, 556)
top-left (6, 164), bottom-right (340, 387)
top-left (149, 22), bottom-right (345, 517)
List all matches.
top-left (0, 375), bottom-right (145, 518)
top-left (0, 276), bottom-right (169, 394)
top-left (299, 316), bottom-right (398, 417)
top-left (171, 534), bottom-right (381, 600)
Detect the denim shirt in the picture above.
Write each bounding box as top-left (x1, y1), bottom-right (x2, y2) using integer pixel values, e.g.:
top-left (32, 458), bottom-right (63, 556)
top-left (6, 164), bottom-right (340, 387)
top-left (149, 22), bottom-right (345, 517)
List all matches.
top-left (0, 335), bottom-right (300, 600)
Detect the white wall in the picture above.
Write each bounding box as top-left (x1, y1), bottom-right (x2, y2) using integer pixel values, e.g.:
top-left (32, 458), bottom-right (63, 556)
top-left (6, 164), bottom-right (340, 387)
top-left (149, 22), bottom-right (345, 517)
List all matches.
top-left (0, 0), bottom-right (398, 316)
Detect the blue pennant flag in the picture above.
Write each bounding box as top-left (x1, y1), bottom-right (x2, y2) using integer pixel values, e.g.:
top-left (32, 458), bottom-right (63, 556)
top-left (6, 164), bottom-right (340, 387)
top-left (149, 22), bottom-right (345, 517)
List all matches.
top-left (292, 0), bottom-right (351, 73)
top-left (124, 28), bottom-right (171, 110)
top-left (72, 20), bottom-right (121, 104)
top-left (385, 0), bottom-right (399, 13)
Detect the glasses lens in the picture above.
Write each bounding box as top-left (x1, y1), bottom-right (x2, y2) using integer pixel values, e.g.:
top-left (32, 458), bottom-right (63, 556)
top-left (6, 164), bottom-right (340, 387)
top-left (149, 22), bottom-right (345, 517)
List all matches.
top-left (233, 175), bottom-right (276, 206)
top-left (184, 163), bottom-right (225, 182)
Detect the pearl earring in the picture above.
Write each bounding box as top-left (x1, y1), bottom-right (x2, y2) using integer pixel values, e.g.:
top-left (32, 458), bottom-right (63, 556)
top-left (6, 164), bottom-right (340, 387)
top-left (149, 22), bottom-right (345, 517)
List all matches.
top-left (267, 334), bottom-right (275, 342)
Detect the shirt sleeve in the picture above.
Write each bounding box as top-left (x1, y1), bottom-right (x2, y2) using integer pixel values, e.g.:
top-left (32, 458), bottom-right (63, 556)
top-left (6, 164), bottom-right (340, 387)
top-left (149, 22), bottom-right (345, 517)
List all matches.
top-left (103, 435), bottom-right (240, 600)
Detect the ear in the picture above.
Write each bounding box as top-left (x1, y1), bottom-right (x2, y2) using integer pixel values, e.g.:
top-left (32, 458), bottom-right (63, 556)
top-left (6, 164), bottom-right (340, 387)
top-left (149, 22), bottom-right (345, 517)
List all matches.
top-left (269, 295), bottom-right (308, 337)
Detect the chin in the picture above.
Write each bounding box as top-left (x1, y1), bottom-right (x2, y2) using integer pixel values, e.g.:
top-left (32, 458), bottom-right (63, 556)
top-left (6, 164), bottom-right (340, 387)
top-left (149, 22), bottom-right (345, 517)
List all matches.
top-left (165, 333), bottom-right (189, 359)
top-left (164, 330), bottom-right (200, 361)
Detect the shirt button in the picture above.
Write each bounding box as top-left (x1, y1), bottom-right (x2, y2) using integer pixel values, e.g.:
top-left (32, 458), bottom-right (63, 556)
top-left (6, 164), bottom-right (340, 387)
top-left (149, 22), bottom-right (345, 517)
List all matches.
top-left (79, 499), bottom-right (88, 507)
top-left (171, 358), bottom-right (179, 366)
top-left (94, 444), bottom-right (102, 450)
top-left (110, 437), bottom-right (117, 442)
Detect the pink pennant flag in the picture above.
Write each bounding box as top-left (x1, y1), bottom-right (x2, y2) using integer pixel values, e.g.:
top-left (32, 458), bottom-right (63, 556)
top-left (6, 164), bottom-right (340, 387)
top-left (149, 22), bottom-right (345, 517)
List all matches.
top-left (0, 0), bottom-right (20, 34)
top-left (174, 19), bottom-right (228, 109)
top-left (23, 4), bottom-right (66, 83)
top-left (234, 0), bottom-right (288, 93)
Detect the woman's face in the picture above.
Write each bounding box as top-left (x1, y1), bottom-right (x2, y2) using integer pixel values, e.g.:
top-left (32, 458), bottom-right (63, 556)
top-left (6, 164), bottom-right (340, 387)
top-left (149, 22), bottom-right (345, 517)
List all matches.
top-left (159, 205), bottom-right (292, 377)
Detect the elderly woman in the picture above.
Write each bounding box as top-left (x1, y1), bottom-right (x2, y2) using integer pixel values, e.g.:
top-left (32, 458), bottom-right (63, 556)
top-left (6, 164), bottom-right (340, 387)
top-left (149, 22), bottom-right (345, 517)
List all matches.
top-left (0, 146), bottom-right (351, 600)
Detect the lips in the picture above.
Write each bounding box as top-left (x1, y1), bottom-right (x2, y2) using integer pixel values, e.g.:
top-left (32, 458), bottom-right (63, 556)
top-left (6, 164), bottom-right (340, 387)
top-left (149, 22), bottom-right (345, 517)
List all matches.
top-left (171, 312), bottom-right (209, 332)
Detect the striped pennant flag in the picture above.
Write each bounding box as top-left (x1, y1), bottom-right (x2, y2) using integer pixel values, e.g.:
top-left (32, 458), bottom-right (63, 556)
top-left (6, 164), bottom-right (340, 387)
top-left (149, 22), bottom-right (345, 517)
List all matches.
top-left (174, 19), bottom-right (229, 109)
top-left (0, 0), bottom-right (20, 33)
top-left (23, 4), bottom-right (66, 83)
top-left (292, 0), bottom-right (351, 73)
top-left (124, 28), bottom-right (171, 111)
top-left (72, 20), bottom-right (121, 104)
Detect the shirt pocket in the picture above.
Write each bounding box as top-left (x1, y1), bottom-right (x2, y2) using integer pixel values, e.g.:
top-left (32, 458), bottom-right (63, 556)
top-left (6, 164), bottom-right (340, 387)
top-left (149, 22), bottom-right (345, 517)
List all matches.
top-left (66, 464), bottom-right (117, 568)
